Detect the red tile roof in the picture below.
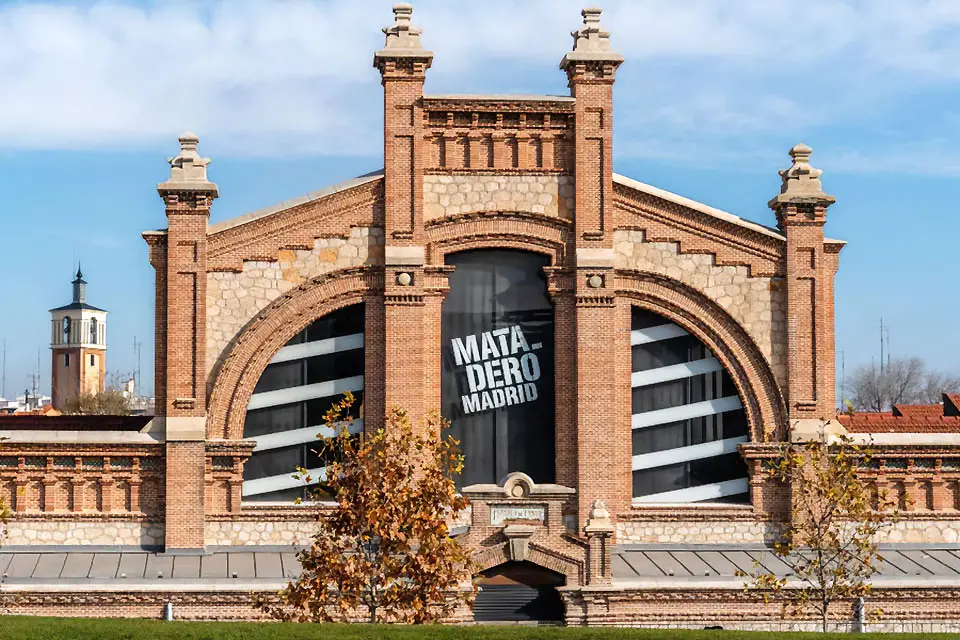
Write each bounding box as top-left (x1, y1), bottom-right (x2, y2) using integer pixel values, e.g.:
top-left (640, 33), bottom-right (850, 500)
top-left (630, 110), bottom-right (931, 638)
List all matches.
top-left (892, 404), bottom-right (944, 417)
top-left (839, 394), bottom-right (960, 433)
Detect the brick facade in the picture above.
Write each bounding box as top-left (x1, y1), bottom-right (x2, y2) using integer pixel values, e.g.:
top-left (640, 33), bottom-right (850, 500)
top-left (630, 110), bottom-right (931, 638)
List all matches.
top-left (5, 4), bottom-right (959, 629)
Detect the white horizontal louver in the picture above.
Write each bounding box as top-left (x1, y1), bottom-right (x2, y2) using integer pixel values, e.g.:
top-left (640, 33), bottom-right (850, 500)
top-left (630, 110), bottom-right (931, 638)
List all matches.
top-left (631, 396), bottom-right (742, 430)
top-left (632, 478), bottom-right (749, 504)
top-left (247, 375), bottom-right (364, 411)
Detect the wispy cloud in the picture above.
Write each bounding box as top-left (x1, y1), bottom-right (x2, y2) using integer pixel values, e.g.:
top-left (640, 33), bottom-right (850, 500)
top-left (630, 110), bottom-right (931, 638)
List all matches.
top-left (0, 0), bottom-right (959, 171)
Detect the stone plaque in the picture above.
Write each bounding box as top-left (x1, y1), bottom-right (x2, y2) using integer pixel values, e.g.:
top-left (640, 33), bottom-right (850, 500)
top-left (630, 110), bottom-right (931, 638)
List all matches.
top-left (490, 505), bottom-right (545, 526)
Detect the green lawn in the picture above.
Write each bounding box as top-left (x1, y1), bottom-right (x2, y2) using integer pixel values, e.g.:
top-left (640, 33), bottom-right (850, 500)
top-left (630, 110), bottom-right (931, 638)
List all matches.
top-left (0, 618), bottom-right (956, 640)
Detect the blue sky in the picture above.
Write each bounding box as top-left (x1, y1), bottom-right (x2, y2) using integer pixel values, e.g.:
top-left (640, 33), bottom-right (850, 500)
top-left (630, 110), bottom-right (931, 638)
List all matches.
top-left (0, 0), bottom-right (958, 398)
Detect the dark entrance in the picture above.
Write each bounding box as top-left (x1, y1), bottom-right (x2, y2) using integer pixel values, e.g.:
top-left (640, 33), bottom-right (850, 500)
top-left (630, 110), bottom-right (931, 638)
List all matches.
top-left (441, 250), bottom-right (555, 487)
top-left (474, 561), bottom-right (566, 623)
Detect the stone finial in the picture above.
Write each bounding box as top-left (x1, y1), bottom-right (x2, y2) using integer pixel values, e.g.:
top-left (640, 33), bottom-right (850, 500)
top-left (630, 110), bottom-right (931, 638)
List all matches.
top-left (770, 143), bottom-right (835, 207)
top-left (561, 7), bottom-right (623, 66)
top-left (382, 3), bottom-right (421, 50)
top-left (373, 3), bottom-right (433, 71)
top-left (158, 132), bottom-right (218, 196)
top-left (584, 499), bottom-right (614, 534)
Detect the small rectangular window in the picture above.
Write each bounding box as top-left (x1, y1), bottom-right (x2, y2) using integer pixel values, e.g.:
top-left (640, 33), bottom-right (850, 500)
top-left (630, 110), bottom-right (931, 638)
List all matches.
top-left (64, 353), bottom-right (70, 367)
top-left (90, 354), bottom-right (95, 367)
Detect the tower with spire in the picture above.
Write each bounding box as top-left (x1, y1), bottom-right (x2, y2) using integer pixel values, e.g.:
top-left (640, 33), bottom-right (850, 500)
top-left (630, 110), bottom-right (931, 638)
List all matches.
top-left (49, 266), bottom-right (107, 409)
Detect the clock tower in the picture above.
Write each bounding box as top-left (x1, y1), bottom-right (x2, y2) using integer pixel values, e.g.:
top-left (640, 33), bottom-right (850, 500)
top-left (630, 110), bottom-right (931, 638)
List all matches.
top-left (50, 267), bottom-right (107, 409)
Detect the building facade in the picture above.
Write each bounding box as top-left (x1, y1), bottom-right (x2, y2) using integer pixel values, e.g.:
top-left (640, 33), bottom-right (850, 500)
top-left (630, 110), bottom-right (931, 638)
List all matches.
top-left (3, 5), bottom-right (960, 630)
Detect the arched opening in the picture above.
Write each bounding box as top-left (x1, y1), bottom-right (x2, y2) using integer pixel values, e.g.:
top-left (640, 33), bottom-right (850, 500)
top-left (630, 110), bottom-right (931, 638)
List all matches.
top-left (241, 303), bottom-right (365, 502)
top-left (441, 249), bottom-right (555, 487)
top-left (474, 561), bottom-right (565, 623)
top-left (630, 306), bottom-right (750, 504)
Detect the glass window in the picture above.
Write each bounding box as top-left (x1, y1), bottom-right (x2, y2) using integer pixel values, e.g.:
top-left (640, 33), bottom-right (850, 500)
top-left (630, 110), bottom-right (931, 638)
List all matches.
top-left (242, 304), bottom-right (364, 503)
top-left (441, 250), bottom-right (555, 487)
top-left (630, 306), bottom-right (749, 504)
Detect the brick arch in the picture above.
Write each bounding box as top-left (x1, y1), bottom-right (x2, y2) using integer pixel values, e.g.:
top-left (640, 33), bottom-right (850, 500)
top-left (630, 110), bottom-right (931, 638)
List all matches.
top-left (472, 543), bottom-right (585, 586)
top-left (615, 269), bottom-right (786, 442)
top-left (424, 211), bottom-right (571, 265)
top-left (206, 267), bottom-right (383, 440)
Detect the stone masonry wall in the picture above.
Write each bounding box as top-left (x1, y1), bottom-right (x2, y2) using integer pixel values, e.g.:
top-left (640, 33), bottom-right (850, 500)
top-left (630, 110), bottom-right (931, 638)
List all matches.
top-left (616, 519), bottom-right (782, 545)
top-left (614, 229), bottom-right (787, 388)
top-left (4, 520), bottom-right (163, 547)
top-left (205, 520), bottom-right (316, 547)
top-left (423, 174), bottom-right (573, 221)
top-left (206, 227), bottom-right (384, 376)
top-left (874, 519), bottom-right (960, 544)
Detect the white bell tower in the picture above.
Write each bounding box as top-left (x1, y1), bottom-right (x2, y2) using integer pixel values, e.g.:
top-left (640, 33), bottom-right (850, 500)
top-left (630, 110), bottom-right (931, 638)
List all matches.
top-left (50, 266), bottom-right (107, 409)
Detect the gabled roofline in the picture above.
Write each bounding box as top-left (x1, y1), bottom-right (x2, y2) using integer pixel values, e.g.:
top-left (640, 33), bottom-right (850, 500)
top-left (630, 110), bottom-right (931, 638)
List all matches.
top-left (206, 170), bottom-right (384, 235)
top-left (613, 173), bottom-right (785, 241)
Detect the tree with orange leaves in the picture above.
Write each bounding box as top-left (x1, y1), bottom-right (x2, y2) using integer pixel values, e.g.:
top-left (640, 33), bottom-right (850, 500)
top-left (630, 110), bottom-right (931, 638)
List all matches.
top-left (261, 393), bottom-right (474, 623)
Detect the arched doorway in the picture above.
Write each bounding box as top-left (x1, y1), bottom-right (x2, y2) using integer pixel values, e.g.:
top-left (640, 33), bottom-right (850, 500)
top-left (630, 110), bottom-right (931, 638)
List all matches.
top-left (441, 249), bottom-right (556, 487)
top-left (474, 561), bottom-right (565, 623)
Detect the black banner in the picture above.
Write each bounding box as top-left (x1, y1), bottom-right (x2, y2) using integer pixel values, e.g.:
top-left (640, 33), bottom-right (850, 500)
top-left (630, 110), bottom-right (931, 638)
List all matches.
top-left (441, 250), bottom-right (555, 487)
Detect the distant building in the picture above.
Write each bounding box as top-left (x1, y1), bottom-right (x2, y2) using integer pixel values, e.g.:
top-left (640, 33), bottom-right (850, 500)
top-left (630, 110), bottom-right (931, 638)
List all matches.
top-left (120, 377), bottom-right (156, 416)
top-left (49, 267), bottom-right (107, 409)
top-left (0, 393), bottom-right (53, 414)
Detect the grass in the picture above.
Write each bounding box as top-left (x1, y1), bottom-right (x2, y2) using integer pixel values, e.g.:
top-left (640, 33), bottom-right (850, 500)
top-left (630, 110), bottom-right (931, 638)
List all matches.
top-left (0, 618), bottom-right (956, 640)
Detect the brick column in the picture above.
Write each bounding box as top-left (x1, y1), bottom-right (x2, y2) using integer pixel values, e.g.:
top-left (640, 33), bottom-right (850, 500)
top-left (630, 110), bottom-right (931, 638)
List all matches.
top-left (560, 8), bottom-right (624, 528)
top-left (374, 4), bottom-right (434, 427)
top-left (156, 133), bottom-right (218, 552)
top-left (769, 144), bottom-right (839, 427)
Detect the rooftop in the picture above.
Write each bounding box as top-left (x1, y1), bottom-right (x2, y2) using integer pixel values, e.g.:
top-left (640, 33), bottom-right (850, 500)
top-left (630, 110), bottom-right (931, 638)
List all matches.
top-left (5, 545), bottom-right (960, 591)
top-left (839, 393), bottom-right (960, 433)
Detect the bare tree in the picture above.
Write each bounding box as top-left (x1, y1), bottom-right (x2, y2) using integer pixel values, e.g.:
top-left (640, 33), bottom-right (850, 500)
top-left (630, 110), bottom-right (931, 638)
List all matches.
top-left (918, 371), bottom-right (960, 405)
top-left (63, 390), bottom-right (131, 415)
top-left (848, 357), bottom-right (960, 412)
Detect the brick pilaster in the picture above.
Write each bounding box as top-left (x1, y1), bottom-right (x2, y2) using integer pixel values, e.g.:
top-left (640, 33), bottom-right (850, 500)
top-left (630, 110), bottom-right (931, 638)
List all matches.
top-left (769, 144), bottom-right (838, 423)
top-left (561, 8), bottom-right (624, 527)
top-left (156, 133), bottom-right (219, 551)
top-left (374, 5), bottom-right (434, 427)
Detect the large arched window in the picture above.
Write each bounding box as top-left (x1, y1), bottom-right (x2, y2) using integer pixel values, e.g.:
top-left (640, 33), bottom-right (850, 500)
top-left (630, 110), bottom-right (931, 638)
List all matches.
top-left (441, 250), bottom-right (555, 487)
top-left (62, 317), bottom-right (71, 344)
top-left (90, 318), bottom-right (98, 344)
top-left (630, 307), bottom-right (749, 504)
top-left (241, 304), bottom-right (365, 502)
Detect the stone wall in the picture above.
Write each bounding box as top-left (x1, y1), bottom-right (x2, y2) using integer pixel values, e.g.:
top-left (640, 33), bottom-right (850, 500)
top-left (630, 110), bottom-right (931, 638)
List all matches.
top-left (423, 174), bottom-right (573, 221)
top-left (206, 227), bottom-right (384, 376)
top-left (874, 518), bottom-right (960, 544)
top-left (4, 519), bottom-right (163, 547)
top-left (613, 229), bottom-right (787, 388)
top-left (616, 519), bottom-right (781, 545)
top-left (204, 520), bottom-right (317, 547)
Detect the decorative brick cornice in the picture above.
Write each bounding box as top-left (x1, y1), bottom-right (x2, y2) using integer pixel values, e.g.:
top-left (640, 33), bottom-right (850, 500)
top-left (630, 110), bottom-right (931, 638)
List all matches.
top-left (614, 269), bottom-right (787, 442)
top-left (422, 96), bottom-right (576, 115)
top-left (614, 183), bottom-right (785, 278)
